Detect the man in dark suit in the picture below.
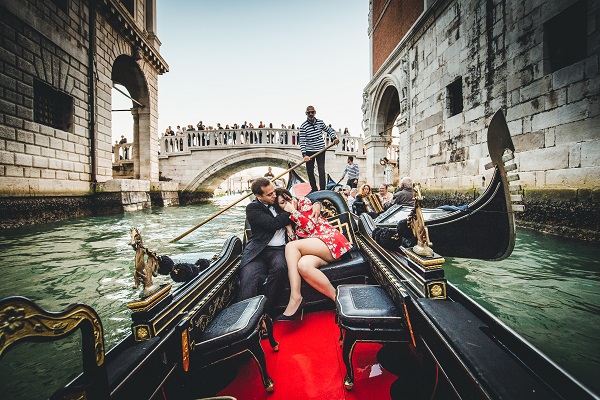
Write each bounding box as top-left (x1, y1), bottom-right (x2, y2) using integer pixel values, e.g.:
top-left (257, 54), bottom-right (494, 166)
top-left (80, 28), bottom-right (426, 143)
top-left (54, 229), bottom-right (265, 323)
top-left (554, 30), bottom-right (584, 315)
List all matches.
top-left (238, 177), bottom-right (291, 314)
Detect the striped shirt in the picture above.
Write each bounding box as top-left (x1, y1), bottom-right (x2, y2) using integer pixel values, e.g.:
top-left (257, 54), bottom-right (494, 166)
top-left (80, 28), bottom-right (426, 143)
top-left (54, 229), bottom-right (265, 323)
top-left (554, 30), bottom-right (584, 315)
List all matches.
top-left (299, 118), bottom-right (337, 156)
top-left (341, 163), bottom-right (360, 180)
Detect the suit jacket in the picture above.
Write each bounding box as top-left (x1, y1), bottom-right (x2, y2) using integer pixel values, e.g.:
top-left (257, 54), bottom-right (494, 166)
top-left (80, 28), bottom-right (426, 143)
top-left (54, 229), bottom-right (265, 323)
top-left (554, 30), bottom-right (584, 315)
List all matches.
top-left (240, 200), bottom-right (291, 267)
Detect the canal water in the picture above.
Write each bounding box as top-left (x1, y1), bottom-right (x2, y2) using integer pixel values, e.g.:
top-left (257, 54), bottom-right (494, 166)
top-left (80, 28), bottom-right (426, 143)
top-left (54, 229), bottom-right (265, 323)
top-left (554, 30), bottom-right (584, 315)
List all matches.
top-left (0, 198), bottom-right (598, 398)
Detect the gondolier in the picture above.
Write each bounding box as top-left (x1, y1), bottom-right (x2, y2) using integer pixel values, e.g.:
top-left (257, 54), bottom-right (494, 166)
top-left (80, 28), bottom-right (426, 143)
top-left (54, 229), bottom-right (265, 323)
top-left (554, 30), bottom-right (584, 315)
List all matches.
top-left (299, 105), bottom-right (339, 192)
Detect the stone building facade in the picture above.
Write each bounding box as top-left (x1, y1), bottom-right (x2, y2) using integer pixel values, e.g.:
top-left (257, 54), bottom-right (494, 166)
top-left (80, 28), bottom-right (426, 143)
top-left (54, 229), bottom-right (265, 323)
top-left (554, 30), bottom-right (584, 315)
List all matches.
top-left (363, 0), bottom-right (599, 240)
top-left (0, 0), bottom-right (169, 227)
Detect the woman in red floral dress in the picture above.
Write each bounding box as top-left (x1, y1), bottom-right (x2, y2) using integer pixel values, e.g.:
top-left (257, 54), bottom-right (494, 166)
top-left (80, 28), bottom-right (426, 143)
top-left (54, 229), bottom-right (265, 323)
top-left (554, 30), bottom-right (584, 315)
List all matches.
top-left (274, 188), bottom-right (352, 321)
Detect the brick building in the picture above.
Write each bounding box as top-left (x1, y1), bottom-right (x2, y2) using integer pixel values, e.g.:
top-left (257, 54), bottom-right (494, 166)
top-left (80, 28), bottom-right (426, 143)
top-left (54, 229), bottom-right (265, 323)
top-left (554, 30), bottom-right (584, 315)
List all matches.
top-left (0, 0), bottom-right (169, 225)
top-left (362, 0), bottom-right (599, 239)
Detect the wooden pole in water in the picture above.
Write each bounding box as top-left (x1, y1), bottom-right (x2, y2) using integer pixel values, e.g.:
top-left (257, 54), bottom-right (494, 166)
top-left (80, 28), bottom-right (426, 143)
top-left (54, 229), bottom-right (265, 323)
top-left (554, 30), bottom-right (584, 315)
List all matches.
top-left (170, 141), bottom-right (337, 243)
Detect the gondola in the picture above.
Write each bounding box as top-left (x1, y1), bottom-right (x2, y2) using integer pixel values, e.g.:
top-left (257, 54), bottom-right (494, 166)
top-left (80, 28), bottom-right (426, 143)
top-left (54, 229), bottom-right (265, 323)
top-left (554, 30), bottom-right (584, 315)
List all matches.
top-left (373, 110), bottom-right (520, 261)
top-left (1, 111), bottom-right (598, 400)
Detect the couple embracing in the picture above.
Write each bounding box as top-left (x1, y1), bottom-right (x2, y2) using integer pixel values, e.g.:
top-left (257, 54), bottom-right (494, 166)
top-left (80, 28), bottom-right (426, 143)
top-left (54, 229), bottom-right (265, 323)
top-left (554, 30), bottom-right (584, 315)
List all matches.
top-left (237, 177), bottom-right (352, 321)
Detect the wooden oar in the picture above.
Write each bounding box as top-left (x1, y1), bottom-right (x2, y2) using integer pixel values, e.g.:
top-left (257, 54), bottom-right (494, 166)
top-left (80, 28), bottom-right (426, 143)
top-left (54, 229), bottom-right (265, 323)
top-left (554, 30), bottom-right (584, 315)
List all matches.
top-left (331, 176), bottom-right (344, 191)
top-left (170, 141), bottom-right (338, 242)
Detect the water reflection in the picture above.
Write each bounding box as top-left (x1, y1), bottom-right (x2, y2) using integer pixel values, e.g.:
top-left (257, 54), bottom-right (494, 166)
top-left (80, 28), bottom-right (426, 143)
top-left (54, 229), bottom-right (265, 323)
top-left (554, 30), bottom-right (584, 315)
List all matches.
top-left (1, 202), bottom-right (598, 397)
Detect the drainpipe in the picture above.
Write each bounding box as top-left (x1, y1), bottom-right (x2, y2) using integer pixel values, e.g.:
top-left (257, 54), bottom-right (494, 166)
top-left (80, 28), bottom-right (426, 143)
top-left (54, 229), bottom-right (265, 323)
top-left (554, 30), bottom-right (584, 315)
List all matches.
top-left (88, 0), bottom-right (97, 192)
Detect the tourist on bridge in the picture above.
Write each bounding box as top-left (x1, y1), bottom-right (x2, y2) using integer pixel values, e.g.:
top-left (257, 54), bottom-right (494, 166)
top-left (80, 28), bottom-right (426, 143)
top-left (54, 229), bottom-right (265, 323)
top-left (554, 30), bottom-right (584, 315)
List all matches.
top-left (119, 135), bottom-right (128, 159)
top-left (299, 105), bottom-right (339, 192)
top-left (339, 155), bottom-right (360, 188)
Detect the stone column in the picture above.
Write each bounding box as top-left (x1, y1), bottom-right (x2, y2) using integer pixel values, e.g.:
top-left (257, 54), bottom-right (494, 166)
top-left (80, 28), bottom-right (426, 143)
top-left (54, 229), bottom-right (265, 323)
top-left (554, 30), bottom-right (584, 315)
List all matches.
top-left (133, 106), bottom-right (155, 181)
top-left (364, 134), bottom-right (389, 187)
top-left (132, 107), bottom-right (140, 179)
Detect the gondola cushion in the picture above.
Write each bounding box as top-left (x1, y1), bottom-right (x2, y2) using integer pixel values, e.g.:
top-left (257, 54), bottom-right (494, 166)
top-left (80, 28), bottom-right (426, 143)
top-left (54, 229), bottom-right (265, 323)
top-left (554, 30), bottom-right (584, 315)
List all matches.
top-left (194, 295), bottom-right (266, 353)
top-left (336, 285), bottom-right (403, 329)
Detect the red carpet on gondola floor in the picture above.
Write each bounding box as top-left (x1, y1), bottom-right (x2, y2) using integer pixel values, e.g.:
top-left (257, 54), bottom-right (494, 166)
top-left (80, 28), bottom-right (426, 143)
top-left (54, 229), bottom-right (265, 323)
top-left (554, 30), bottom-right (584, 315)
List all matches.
top-left (217, 310), bottom-right (396, 400)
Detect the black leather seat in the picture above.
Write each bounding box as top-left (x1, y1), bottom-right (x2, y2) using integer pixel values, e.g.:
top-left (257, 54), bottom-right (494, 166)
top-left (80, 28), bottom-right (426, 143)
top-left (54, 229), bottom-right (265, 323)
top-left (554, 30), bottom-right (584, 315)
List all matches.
top-left (335, 285), bottom-right (410, 390)
top-left (192, 295), bottom-right (278, 392)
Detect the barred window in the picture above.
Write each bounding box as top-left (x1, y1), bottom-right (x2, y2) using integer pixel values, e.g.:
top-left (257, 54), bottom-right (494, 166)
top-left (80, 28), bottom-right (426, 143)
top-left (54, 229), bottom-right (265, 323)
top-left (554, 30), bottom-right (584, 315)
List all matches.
top-left (446, 77), bottom-right (463, 117)
top-left (544, 1), bottom-right (587, 73)
top-left (34, 80), bottom-right (73, 132)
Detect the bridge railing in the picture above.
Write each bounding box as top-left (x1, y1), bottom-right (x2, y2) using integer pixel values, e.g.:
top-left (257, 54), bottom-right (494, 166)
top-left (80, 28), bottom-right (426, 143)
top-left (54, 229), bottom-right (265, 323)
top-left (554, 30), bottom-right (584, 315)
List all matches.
top-left (386, 144), bottom-right (399, 164)
top-left (159, 128), bottom-right (366, 158)
top-left (112, 142), bottom-right (134, 163)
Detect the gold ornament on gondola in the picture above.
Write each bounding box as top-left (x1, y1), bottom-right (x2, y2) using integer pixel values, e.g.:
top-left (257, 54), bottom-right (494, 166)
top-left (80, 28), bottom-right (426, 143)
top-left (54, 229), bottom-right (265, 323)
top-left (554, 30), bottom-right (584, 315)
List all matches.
top-left (407, 183), bottom-right (434, 257)
top-left (129, 227), bottom-right (161, 298)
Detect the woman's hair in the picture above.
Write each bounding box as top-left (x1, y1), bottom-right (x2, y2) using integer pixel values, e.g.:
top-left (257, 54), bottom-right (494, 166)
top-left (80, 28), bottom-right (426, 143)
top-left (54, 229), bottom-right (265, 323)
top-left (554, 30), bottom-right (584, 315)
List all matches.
top-left (360, 184), bottom-right (371, 194)
top-left (274, 187), bottom-right (294, 211)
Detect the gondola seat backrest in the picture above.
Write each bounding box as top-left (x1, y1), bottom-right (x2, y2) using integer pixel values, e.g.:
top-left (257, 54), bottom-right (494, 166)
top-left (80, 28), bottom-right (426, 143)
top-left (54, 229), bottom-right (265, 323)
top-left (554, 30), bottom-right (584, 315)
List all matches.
top-left (0, 297), bottom-right (109, 400)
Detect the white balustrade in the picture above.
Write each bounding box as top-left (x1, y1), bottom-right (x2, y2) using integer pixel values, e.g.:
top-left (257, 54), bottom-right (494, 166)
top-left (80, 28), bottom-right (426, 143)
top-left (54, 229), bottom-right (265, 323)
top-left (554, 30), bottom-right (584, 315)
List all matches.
top-left (386, 144), bottom-right (399, 163)
top-left (157, 128), bottom-right (366, 158)
top-left (112, 143), bottom-right (134, 163)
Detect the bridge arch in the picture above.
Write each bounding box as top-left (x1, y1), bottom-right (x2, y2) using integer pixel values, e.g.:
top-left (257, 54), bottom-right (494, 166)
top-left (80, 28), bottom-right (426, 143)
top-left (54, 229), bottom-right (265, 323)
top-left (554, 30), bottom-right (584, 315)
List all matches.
top-left (183, 148), bottom-right (305, 192)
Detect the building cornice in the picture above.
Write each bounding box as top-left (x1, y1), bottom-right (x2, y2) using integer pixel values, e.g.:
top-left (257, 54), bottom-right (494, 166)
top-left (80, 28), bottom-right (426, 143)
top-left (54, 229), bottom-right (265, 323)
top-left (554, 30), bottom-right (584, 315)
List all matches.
top-left (98, 0), bottom-right (169, 74)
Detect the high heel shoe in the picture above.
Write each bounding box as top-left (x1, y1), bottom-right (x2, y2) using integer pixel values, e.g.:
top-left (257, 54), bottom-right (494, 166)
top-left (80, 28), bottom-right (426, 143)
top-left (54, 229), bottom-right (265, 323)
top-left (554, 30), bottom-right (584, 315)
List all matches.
top-left (276, 299), bottom-right (306, 321)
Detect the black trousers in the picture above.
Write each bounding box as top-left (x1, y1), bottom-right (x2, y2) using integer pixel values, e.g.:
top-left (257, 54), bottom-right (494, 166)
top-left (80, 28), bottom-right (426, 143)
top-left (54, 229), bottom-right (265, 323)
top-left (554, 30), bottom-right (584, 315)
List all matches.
top-left (305, 150), bottom-right (326, 192)
top-left (237, 246), bottom-right (286, 315)
top-left (346, 178), bottom-right (358, 189)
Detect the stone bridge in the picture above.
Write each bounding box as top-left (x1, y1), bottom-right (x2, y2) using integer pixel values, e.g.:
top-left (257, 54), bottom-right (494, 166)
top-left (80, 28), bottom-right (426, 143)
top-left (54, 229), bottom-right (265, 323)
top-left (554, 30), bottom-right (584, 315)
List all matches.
top-left (150, 128), bottom-right (386, 192)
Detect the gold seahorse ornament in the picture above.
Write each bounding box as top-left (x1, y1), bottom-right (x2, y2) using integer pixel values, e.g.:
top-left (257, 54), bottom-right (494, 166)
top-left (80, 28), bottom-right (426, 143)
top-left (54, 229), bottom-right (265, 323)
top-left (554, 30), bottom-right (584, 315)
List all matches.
top-left (129, 227), bottom-right (161, 297)
top-left (408, 183), bottom-right (434, 257)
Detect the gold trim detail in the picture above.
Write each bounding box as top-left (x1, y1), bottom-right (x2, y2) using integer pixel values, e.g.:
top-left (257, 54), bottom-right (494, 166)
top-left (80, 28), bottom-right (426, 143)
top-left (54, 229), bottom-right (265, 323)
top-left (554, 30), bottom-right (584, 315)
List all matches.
top-left (0, 298), bottom-right (105, 366)
top-left (320, 199), bottom-right (338, 218)
top-left (133, 325), bottom-right (151, 342)
top-left (127, 283), bottom-right (172, 312)
top-left (401, 247), bottom-right (445, 269)
top-left (187, 281), bottom-right (236, 347)
top-left (358, 238), bottom-right (405, 305)
top-left (327, 214), bottom-right (359, 249)
top-left (426, 282), bottom-right (447, 300)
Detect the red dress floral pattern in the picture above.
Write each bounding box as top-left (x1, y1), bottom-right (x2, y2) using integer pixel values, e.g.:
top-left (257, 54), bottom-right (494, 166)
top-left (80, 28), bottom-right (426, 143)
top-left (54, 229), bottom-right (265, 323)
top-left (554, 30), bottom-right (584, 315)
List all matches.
top-left (289, 198), bottom-right (352, 259)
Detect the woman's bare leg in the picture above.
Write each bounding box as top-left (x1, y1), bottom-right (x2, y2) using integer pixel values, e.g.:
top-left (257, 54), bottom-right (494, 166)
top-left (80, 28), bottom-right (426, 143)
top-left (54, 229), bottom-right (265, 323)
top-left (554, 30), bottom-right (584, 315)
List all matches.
top-left (297, 254), bottom-right (336, 300)
top-left (283, 238), bottom-right (336, 316)
top-left (282, 241), bottom-right (305, 316)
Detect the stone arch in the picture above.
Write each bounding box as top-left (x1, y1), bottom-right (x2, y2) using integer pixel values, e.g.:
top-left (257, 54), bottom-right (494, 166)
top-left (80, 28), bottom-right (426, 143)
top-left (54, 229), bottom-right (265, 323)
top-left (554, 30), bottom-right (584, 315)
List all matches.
top-left (364, 74), bottom-right (402, 185)
top-left (186, 149), bottom-right (305, 192)
top-left (111, 54), bottom-right (151, 180)
top-left (371, 74), bottom-right (401, 139)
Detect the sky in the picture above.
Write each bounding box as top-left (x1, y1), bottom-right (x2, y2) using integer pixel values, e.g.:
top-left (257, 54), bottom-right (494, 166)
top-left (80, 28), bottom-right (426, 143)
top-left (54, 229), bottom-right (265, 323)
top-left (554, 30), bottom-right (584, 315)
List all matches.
top-left (112, 0), bottom-right (370, 142)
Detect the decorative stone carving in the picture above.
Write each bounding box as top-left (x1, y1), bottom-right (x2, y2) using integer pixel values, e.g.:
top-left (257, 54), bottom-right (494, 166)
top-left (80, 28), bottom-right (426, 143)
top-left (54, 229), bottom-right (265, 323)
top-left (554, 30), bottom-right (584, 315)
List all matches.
top-left (361, 91), bottom-right (370, 133)
top-left (395, 55), bottom-right (410, 129)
